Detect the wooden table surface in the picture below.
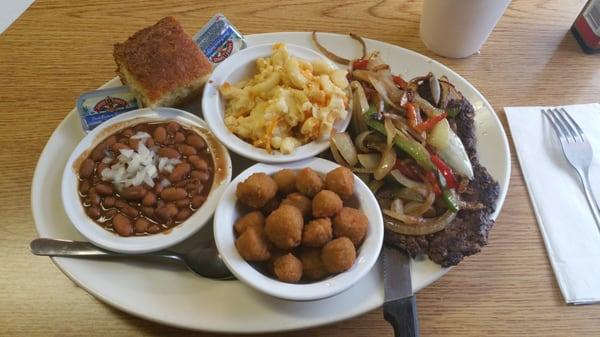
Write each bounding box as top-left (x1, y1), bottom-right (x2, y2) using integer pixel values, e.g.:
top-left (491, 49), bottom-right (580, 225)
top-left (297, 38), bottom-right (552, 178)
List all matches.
top-left (1, 0), bottom-right (599, 336)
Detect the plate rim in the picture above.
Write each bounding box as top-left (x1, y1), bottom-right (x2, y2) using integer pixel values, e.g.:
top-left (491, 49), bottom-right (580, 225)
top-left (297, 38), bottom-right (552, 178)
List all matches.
top-left (31, 31), bottom-right (511, 333)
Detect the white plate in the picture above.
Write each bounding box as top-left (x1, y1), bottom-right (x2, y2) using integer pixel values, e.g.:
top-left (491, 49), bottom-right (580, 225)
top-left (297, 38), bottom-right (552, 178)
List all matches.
top-left (31, 32), bottom-right (510, 333)
top-left (62, 107), bottom-right (232, 254)
top-left (214, 158), bottom-right (384, 301)
top-left (202, 43), bottom-right (351, 163)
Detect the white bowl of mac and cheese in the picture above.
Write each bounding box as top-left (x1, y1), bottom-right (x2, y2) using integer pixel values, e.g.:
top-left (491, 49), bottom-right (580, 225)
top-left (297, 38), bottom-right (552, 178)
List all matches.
top-left (202, 43), bottom-right (351, 163)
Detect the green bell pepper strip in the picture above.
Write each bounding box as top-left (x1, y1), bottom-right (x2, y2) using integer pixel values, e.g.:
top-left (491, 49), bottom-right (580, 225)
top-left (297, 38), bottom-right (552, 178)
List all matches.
top-left (355, 173), bottom-right (371, 185)
top-left (442, 189), bottom-right (459, 213)
top-left (436, 170), bottom-right (460, 212)
top-left (446, 105), bottom-right (461, 118)
top-left (363, 109), bottom-right (435, 171)
top-left (368, 179), bottom-right (385, 194)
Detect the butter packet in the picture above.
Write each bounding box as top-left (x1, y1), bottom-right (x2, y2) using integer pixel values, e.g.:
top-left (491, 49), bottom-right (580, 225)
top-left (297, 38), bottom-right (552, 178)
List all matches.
top-left (77, 86), bottom-right (140, 132)
top-left (194, 13), bottom-right (247, 66)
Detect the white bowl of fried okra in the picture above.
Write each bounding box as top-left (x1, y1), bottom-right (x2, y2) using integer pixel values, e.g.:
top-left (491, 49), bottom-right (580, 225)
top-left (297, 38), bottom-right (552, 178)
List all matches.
top-left (213, 157), bottom-right (383, 301)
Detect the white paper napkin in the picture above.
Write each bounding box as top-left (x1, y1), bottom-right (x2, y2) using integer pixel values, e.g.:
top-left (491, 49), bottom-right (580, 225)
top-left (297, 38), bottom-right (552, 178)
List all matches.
top-left (505, 103), bottom-right (600, 305)
top-left (0, 0), bottom-right (34, 34)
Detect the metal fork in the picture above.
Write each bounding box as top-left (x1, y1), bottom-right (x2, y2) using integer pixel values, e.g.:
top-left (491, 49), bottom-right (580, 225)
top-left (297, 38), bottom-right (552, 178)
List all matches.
top-left (542, 107), bottom-right (600, 232)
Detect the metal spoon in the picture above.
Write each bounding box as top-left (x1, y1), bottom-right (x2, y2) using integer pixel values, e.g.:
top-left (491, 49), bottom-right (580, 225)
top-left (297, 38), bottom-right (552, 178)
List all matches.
top-left (30, 238), bottom-right (234, 280)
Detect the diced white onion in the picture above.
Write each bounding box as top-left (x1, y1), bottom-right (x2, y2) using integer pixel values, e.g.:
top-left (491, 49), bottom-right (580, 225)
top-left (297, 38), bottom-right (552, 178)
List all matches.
top-left (100, 138), bottom-right (161, 189)
top-left (119, 149), bottom-right (134, 158)
top-left (131, 131), bottom-right (151, 140)
top-left (391, 198), bottom-right (404, 214)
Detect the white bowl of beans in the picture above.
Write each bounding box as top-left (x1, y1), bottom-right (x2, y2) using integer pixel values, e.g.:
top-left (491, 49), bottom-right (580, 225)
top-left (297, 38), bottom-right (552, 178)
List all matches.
top-left (62, 107), bottom-right (232, 253)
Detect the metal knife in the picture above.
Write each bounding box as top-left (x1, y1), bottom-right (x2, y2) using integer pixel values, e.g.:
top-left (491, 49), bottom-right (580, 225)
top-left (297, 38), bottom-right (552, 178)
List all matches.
top-left (382, 245), bottom-right (420, 337)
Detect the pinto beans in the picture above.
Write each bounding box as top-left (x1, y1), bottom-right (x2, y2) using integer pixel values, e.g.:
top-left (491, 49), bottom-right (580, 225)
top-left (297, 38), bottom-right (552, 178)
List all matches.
top-left (175, 209), bottom-right (192, 222)
top-left (174, 132), bottom-right (186, 144)
top-left (191, 170), bottom-right (210, 182)
top-left (155, 207), bottom-right (172, 223)
top-left (102, 196), bottom-right (116, 208)
top-left (148, 225), bottom-right (161, 234)
top-left (158, 147), bottom-right (180, 159)
top-left (142, 192), bottom-right (157, 206)
top-left (141, 207), bottom-right (155, 218)
top-left (186, 135), bottom-right (206, 149)
top-left (191, 195), bottom-right (206, 209)
top-left (167, 121), bottom-right (180, 133)
top-left (175, 198), bottom-right (190, 208)
top-left (79, 180), bottom-right (91, 195)
top-left (153, 126), bottom-right (167, 144)
top-left (113, 214), bottom-right (133, 236)
top-left (188, 155), bottom-right (208, 171)
top-left (120, 186), bottom-right (147, 200)
top-left (96, 162), bottom-right (108, 177)
top-left (178, 144), bottom-right (197, 156)
top-left (160, 187), bottom-right (188, 201)
top-left (95, 183), bottom-right (113, 196)
top-left (86, 206), bottom-right (101, 219)
top-left (79, 121), bottom-right (214, 237)
top-left (115, 200), bottom-right (138, 218)
top-left (79, 159), bottom-right (95, 179)
top-left (169, 163), bottom-right (191, 183)
top-left (91, 136), bottom-right (116, 161)
top-left (134, 218), bottom-right (151, 233)
top-left (111, 143), bottom-right (130, 153)
top-left (88, 188), bottom-right (101, 206)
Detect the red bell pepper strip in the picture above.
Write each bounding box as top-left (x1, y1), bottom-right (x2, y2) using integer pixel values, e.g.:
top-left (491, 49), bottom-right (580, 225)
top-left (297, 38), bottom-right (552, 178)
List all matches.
top-left (415, 112), bottom-right (447, 132)
top-left (394, 159), bottom-right (422, 181)
top-left (404, 102), bottom-right (448, 133)
top-left (423, 171), bottom-right (442, 196)
top-left (352, 59), bottom-right (369, 70)
top-left (392, 75), bottom-right (407, 90)
top-left (405, 102), bottom-right (420, 130)
top-left (431, 154), bottom-right (458, 189)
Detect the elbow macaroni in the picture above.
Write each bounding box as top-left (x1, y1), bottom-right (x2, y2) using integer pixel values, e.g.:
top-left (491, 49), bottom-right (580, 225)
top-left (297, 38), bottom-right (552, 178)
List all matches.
top-left (219, 43), bottom-right (349, 154)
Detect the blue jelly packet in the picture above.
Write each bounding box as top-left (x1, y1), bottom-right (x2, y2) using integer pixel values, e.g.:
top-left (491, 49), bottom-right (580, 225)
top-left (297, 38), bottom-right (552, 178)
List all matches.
top-left (194, 13), bottom-right (247, 66)
top-left (77, 86), bottom-right (140, 132)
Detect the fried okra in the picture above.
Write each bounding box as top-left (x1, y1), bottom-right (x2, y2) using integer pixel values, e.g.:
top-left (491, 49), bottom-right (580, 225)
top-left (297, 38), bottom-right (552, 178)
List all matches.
top-left (302, 217), bottom-right (333, 247)
top-left (299, 248), bottom-right (329, 281)
top-left (321, 237), bottom-right (356, 273)
top-left (295, 167), bottom-right (323, 198)
top-left (235, 227), bottom-right (271, 262)
top-left (325, 166), bottom-right (354, 199)
top-left (236, 173), bottom-right (278, 208)
top-left (264, 205), bottom-right (304, 250)
top-left (272, 169), bottom-right (297, 195)
top-left (312, 190), bottom-right (343, 218)
top-left (281, 192), bottom-right (312, 217)
top-left (273, 253), bottom-right (303, 283)
top-left (234, 210), bottom-right (265, 235)
top-left (333, 207), bottom-right (368, 247)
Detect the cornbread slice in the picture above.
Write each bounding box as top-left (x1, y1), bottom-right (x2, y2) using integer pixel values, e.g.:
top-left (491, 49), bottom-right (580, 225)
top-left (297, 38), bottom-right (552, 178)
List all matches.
top-left (113, 16), bottom-right (212, 108)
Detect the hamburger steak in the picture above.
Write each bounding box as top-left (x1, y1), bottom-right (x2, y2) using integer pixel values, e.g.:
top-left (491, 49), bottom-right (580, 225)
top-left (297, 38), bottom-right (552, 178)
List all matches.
top-left (384, 84), bottom-right (500, 267)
